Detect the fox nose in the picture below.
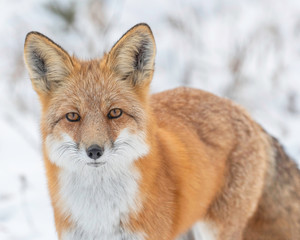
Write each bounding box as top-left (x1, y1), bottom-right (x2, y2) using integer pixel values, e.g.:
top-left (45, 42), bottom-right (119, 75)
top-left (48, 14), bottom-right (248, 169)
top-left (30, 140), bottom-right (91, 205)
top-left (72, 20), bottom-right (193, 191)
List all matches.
top-left (86, 144), bottom-right (104, 160)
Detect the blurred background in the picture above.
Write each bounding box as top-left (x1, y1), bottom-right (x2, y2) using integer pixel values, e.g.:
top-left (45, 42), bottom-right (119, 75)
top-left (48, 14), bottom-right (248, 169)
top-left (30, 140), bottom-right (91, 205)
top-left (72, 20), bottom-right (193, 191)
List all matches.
top-left (0, 0), bottom-right (300, 239)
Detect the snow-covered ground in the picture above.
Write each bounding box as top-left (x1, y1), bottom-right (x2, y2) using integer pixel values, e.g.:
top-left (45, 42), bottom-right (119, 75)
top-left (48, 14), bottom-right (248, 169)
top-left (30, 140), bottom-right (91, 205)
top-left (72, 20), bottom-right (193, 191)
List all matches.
top-left (0, 0), bottom-right (299, 239)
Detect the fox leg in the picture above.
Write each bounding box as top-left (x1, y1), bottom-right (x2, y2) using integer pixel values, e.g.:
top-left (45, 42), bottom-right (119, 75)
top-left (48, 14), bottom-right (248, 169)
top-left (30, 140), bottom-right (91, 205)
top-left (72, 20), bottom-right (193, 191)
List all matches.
top-left (176, 229), bottom-right (196, 240)
top-left (204, 132), bottom-right (270, 240)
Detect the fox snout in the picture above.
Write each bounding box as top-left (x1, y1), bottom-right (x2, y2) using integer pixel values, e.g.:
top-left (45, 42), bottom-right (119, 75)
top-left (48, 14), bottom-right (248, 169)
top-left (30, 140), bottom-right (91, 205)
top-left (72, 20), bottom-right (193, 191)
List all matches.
top-left (86, 144), bottom-right (104, 160)
top-left (45, 128), bottom-right (149, 172)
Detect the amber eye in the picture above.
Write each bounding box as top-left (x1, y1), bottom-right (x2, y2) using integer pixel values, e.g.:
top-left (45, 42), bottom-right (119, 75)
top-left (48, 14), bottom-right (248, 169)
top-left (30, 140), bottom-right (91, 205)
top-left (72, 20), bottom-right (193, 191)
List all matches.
top-left (66, 112), bottom-right (81, 122)
top-left (108, 108), bottom-right (123, 119)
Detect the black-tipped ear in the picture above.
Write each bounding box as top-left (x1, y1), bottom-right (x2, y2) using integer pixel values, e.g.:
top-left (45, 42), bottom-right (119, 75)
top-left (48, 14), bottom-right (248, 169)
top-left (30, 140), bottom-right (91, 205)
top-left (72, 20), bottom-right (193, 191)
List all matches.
top-left (24, 32), bottom-right (73, 95)
top-left (107, 23), bottom-right (156, 86)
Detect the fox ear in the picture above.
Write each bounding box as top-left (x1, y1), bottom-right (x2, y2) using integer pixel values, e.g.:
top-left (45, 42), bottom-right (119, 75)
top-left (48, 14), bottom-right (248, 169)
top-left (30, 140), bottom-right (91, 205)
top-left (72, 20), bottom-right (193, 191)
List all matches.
top-left (24, 32), bottom-right (73, 95)
top-left (107, 23), bottom-right (156, 86)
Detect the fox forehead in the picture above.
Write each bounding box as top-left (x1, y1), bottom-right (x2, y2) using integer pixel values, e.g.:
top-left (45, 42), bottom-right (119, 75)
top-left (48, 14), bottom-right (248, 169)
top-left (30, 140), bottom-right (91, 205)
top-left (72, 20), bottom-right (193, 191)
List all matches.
top-left (40, 59), bottom-right (147, 144)
top-left (54, 60), bottom-right (126, 105)
top-left (48, 59), bottom-right (140, 116)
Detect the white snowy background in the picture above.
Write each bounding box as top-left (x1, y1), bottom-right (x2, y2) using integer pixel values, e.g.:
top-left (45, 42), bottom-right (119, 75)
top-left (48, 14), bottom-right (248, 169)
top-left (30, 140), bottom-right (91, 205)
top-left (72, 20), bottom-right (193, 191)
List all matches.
top-left (0, 0), bottom-right (299, 239)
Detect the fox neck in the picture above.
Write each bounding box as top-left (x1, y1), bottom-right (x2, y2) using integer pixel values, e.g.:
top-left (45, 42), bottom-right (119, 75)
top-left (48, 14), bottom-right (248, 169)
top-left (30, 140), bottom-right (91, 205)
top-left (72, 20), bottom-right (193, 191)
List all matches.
top-left (57, 165), bottom-right (143, 239)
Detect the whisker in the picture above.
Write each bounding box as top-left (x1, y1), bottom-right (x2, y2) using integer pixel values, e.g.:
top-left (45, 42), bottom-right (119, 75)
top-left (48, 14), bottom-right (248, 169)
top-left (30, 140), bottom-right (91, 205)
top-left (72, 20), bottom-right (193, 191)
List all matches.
top-left (54, 141), bottom-right (81, 163)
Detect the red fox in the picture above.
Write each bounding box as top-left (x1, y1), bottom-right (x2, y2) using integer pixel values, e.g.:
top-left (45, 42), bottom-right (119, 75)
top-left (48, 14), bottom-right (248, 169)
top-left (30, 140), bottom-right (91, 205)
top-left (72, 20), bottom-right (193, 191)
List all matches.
top-left (24, 23), bottom-right (300, 240)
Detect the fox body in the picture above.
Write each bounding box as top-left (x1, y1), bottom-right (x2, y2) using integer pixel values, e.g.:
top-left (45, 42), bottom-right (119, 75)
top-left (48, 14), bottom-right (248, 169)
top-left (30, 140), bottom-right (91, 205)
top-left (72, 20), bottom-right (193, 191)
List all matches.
top-left (24, 24), bottom-right (300, 240)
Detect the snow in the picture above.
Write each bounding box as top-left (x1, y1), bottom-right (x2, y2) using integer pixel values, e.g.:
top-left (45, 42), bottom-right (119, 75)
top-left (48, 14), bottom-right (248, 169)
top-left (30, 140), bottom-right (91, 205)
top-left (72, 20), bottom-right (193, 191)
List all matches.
top-left (0, 0), bottom-right (299, 239)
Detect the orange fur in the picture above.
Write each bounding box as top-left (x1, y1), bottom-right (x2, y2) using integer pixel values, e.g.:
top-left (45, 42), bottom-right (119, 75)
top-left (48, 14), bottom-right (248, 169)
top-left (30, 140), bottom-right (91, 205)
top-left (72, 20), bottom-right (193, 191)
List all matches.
top-left (24, 24), bottom-right (300, 240)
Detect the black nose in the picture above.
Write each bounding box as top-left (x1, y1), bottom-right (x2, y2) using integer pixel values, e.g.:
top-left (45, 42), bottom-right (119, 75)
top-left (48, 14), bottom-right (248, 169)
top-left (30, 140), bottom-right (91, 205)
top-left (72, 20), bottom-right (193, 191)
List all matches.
top-left (86, 144), bottom-right (104, 160)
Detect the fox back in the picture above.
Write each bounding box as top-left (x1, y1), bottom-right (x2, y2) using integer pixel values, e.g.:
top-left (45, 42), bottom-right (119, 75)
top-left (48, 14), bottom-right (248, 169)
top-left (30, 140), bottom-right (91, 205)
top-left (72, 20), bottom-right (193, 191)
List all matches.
top-left (24, 24), bottom-right (300, 240)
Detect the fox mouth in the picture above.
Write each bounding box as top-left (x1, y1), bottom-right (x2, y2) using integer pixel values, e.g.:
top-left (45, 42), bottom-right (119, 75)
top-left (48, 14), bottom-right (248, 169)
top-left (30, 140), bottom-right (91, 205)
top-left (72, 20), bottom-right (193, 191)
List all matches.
top-left (87, 162), bottom-right (106, 167)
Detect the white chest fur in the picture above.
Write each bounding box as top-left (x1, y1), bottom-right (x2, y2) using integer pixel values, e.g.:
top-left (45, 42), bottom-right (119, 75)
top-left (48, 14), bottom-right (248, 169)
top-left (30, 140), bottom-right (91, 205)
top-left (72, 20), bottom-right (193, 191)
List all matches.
top-left (58, 167), bottom-right (144, 240)
top-left (46, 129), bottom-right (149, 240)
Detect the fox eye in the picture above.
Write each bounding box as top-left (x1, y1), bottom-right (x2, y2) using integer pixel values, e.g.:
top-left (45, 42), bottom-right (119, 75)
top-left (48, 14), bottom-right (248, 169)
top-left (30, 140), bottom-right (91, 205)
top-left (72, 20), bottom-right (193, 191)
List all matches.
top-left (108, 108), bottom-right (123, 119)
top-left (66, 112), bottom-right (81, 122)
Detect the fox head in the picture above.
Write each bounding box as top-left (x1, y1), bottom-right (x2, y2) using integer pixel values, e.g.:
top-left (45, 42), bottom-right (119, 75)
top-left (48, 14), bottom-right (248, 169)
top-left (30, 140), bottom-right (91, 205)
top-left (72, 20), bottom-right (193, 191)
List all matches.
top-left (24, 24), bottom-right (156, 173)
